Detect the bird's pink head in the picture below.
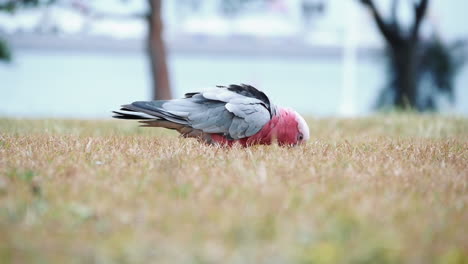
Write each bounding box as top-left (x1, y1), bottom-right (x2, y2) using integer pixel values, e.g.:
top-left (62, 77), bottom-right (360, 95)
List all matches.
top-left (292, 110), bottom-right (310, 145)
top-left (267, 108), bottom-right (310, 146)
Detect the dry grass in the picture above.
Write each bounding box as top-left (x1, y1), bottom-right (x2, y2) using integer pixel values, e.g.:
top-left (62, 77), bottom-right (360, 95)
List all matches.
top-left (0, 114), bottom-right (467, 264)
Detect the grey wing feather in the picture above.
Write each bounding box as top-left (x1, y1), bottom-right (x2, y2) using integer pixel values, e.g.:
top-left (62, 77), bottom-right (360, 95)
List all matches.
top-left (186, 89), bottom-right (271, 139)
top-left (243, 104), bottom-right (271, 136)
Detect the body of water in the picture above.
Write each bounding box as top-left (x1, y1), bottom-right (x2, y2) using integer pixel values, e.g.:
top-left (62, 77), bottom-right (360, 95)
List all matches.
top-left (1, 49), bottom-right (467, 118)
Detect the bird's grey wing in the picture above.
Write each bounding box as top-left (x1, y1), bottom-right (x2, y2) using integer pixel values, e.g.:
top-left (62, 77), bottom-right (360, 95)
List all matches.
top-left (170, 89), bottom-right (271, 139)
top-left (223, 101), bottom-right (271, 138)
top-left (162, 95), bottom-right (233, 134)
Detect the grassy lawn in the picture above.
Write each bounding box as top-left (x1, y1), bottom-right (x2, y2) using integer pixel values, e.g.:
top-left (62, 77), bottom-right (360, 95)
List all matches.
top-left (0, 114), bottom-right (467, 264)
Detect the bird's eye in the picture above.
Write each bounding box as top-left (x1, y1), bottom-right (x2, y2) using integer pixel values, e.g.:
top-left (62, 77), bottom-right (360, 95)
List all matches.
top-left (297, 133), bottom-right (304, 141)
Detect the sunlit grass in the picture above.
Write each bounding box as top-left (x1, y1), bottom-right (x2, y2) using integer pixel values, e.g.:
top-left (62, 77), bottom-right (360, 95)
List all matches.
top-left (0, 114), bottom-right (467, 263)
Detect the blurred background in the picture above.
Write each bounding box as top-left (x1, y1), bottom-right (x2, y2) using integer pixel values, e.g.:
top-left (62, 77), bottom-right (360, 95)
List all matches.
top-left (0, 0), bottom-right (467, 118)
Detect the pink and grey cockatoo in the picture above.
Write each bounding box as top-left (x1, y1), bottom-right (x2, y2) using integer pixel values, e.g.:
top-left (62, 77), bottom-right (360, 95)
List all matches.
top-left (113, 84), bottom-right (310, 146)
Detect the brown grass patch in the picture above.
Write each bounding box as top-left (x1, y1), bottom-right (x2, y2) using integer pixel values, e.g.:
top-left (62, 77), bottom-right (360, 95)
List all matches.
top-left (0, 114), bottom-right (467, 263)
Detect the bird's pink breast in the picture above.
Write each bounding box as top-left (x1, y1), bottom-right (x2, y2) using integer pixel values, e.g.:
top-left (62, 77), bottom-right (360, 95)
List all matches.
top-left (210, 108), bottom-right (299, 146)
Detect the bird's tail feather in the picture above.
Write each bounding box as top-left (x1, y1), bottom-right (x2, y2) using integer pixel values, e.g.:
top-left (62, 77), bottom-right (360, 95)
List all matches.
top-left (113, 101), bottom-right (209, 142)
top-left (117, 101), bottom-right (189, 125)
top-left (113, 108), bottom-right (190, 133)
top-left (112, 109), bottom-right (154, 120)
top-left (113, 101), bottom-right (186, 123)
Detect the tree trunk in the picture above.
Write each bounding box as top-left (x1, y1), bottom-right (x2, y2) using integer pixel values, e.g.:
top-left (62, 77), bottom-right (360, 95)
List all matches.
top-left (391, 43), bottom-right (418, 109)
top-left (147, 0), bottom-right (171, 100)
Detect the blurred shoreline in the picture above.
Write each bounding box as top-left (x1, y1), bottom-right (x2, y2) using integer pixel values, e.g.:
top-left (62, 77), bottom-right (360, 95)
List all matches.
top-left (4, 33), bottom-right (382, 58)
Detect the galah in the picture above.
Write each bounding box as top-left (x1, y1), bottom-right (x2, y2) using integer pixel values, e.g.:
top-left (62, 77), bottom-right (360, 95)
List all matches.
top-left (113, 84), bottom-right (310, 146)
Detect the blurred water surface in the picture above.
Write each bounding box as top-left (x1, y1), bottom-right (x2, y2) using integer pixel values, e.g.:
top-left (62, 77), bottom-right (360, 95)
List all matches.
top-left (1, 49), bottom-right (467, 118)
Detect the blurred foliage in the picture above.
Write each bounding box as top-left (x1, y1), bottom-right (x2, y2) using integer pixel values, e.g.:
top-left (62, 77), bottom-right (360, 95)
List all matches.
top-left (0, 0), bottom-right (55, 13)
top-left (378, 38), bottom-right (467, 110)
top-left (417, 39), bottom-right (467, 106)
top-left (0, 39), bottom-right (12, 62)
top-left (0, 0), bottom-right (56, 61)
